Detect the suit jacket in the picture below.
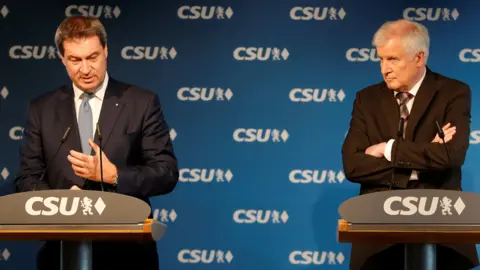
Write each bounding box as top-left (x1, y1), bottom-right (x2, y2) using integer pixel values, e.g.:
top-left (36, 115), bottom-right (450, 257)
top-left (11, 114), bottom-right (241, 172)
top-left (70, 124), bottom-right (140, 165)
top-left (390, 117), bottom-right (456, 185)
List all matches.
top-left (342, 67), bottom-right (479, 269)
top-left (14, 77), bottom-right (179, 270)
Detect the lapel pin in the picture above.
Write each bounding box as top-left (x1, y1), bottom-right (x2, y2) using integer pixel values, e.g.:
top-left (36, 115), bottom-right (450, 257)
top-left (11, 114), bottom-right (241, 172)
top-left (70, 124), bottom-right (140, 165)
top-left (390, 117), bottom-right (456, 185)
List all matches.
top-left (115, 103), bottom-right (118, 107)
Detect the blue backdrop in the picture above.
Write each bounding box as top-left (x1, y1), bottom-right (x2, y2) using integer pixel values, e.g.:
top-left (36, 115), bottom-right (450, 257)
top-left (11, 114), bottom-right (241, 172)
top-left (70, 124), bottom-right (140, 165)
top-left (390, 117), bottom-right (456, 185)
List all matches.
top-left (1, 0), bottom-right (480, 269)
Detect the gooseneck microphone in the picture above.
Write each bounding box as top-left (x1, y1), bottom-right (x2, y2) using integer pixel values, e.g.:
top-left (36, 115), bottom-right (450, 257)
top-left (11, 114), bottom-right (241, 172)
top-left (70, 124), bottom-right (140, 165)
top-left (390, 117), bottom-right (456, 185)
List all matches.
top-left (34, 125), bottom-right (72, 191)
top-left (96, 123), bottom-right (104, 191)
top-left (389, 117), bottom-right (404, 190)
top-left (435, 120), bottom-right (452, 165)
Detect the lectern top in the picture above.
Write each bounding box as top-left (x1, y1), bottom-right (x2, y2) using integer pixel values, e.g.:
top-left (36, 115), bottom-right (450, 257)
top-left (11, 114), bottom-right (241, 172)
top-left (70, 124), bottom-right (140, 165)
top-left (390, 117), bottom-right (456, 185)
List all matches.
top-left (338, 189), bottom-right (480, 224)
top-left (0, 190), bottom-right (152, 225)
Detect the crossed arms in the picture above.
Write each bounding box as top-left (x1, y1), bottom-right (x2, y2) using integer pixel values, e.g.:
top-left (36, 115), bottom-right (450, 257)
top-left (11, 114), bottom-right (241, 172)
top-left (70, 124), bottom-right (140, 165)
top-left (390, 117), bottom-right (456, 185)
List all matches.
top-left (341, 85), bottom-right (471, 185)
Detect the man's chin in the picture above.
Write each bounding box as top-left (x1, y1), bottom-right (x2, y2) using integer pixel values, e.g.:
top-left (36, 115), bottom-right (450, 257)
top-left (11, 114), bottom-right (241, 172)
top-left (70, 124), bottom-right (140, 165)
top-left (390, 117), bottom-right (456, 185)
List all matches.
top-left (385, 81), bottom-right (400, 90)
top-left (75, 81), bottom-right (99, 92)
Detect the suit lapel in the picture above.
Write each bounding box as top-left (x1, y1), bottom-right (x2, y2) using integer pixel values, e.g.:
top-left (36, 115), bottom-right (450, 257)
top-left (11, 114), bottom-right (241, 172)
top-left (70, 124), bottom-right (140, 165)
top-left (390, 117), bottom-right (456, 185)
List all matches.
top-left (93, 78), bottom-right (125, 151)
top-left (58, 86), bottom-right (82, 153)
top-left (379, 84), bottom-right (400, 138)
top-left (57, 86), bottom-right (84, 185)
top-left (405, 68), bottom-right (438, 140)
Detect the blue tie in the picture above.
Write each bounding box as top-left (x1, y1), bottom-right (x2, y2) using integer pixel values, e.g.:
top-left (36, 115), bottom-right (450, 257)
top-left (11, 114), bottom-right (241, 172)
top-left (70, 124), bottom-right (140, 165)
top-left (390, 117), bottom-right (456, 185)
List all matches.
top-left (78, 93), bottom-right (93, 155)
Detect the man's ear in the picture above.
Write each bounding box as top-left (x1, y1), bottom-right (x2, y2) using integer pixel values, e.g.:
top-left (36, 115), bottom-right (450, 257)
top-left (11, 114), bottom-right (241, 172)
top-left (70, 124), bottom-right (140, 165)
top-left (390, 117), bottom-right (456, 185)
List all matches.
top-left (416, 51), bottom-right (426, 67)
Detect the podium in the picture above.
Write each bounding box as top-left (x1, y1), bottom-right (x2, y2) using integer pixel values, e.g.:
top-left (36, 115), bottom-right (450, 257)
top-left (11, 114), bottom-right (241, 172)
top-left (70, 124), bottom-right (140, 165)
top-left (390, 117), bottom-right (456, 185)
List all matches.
top-left (0, 190), bottom-right (167, 270)
top-left (337, 189), bottom-right (480, 270)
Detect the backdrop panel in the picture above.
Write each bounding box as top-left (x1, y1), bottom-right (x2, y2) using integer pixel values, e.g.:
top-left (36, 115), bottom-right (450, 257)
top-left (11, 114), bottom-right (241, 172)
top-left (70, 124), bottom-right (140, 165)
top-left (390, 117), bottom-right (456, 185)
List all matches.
top-left (1, 0), bottom-right (480, 269)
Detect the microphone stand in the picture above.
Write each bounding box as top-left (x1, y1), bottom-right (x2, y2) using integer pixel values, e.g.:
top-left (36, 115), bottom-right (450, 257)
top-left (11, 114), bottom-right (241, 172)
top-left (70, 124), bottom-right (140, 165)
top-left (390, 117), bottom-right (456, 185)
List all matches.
top-left (96, 123), bottom-right (104, 191)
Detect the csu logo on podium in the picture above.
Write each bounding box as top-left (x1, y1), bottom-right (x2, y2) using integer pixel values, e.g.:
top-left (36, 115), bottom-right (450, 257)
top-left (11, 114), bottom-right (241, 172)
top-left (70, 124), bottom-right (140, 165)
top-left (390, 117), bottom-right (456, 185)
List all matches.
top-left (383, 196), bottom-right (466, 216)
top-left (25, 196), bottom-right (106, 216)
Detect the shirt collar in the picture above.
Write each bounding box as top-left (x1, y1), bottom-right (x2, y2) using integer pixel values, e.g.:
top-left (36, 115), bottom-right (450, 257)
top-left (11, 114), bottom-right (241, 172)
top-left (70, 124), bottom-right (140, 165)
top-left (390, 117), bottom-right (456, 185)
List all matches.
top-left (73, 72), bottom-right (109, 101)
top-left (393, 68), bottom-right (426, 97)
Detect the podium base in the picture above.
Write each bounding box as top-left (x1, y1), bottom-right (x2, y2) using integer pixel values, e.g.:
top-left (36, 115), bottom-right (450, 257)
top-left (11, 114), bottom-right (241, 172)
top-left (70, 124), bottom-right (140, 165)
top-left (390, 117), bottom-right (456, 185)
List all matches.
top-left (60, 240), bottom-right (92, 270)
top-left (404, 243), bottom-right (436, 270)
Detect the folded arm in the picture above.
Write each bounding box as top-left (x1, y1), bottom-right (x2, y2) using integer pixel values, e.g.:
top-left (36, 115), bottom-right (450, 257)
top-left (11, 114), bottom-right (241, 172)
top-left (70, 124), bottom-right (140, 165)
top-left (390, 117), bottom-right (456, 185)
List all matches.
top-left (115, 94), bottom-right (179, 198)
top-left (342, 92), bottom-right (393, 185)
top-left (392, 85), bottom-right (471, 171)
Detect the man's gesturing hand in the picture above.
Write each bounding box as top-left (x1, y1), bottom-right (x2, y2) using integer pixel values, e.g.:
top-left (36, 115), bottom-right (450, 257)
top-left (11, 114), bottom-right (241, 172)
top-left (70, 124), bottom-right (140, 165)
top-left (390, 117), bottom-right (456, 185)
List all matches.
top-left (67, 139), bottom-right (118, 184)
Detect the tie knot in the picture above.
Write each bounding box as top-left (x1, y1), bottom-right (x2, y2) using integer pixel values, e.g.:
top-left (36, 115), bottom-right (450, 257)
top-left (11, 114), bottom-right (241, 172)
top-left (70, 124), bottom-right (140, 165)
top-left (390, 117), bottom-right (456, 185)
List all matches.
top-left (396, 92), bottom-right (414, 104)
top-left (81, 92), bottom-right (94, 100)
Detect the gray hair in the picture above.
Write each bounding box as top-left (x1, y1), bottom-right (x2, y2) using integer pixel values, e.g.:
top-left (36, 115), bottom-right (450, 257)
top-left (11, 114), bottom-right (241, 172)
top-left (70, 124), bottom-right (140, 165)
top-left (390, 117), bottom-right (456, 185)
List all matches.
top-left (372, 19), bottom-right (430, 63)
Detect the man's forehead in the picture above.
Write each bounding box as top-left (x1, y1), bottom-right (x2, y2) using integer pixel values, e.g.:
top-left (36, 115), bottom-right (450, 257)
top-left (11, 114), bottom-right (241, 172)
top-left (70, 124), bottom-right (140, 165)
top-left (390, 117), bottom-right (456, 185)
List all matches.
top-left (377, 40), bottom-right (407, 55)
top-left (64, 42), bottom-right (103, 58)
top-left (64, 48), bottom-right (101, 58)
top-left (63, 35), bottom-right (102, 48)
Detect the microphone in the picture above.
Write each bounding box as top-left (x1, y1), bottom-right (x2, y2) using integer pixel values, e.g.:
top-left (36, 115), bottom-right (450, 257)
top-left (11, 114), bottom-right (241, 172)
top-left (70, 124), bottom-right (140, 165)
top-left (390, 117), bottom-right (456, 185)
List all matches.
top-left (435, 120), bottom-right (451, 165)
top-left (96, 123), bottom-right (104, 191)
top-left (389, 117), bottom-right (404, 190)
top-left (34, 125), bottom-right (72, 191)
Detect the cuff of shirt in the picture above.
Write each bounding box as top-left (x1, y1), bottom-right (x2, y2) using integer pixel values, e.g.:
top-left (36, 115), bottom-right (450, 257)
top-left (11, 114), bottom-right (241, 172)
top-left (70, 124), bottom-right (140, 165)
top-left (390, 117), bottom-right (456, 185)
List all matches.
top-left (384, 139), bottom-right (395, 162)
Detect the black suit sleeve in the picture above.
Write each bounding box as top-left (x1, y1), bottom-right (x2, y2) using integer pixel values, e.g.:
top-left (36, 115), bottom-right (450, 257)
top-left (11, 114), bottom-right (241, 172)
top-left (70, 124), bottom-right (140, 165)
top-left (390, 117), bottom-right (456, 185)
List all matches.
top-left (115, 94), bottom-right (179, 197)
top-left (393, 84), bottom-right (471, 170)
top-left (342, 92), bottom-right (393, 185)
top-left (14, 101), bottom-right (51, 191)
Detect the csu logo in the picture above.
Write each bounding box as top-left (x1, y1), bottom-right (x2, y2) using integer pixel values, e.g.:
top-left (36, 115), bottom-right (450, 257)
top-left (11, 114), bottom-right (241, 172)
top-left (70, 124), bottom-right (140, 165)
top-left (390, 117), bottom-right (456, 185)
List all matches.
top-left (9, 45), bottom-right (60, 60)
top-left (1, 168), bottom-right (9, 180)
top-left (178, 250), bottom-right (233, 264)
top-left (1, 86), bottom-right (8, 100)
top-left (0, 248), bottom-right (10, 261)
top-left (121, 46), bottom-right (177, 60)
top-left (289, 88), bottom-right (346, 102)
top-left (233, 128), bottom-right (289, 143)
top-left (177, 87), bottom-right (233, 101)
top-left (169, 129), bottom-right (177, 141)
top-left (290, 7), bottom-right (346, 20)
top-left (383, 196), bottom-right (466, 216)
top-left (289, 251), bottom-right (345, 265)
top-left (153, 208), bottom-right (177, 223)
top-left (289, 170), bottom-right (345, 184)
top-left (65, 5), bottom-right (121, 19)
top-left (470, 130), bottom-right (480, 143)
top-left (25, 196), bottom-right (106, 216)
top-left (1, 5), bottom-right (8, 18)
top-left (9, 126), bottom-right (23, 140)
top-left (178, 6), bottom-right (233, 20)
top-left (403, 8), bottom-right (459, 21)
top-left (346, 48), bottom-right (379, 62)
top-left (180, 169), bottom-right (233, 183)
top-left (459, 49), bottom-right (480, 63)
top-left (233, 209), bottom-right (289, 224)
top-left (233, 47), bottom-right (289, 61)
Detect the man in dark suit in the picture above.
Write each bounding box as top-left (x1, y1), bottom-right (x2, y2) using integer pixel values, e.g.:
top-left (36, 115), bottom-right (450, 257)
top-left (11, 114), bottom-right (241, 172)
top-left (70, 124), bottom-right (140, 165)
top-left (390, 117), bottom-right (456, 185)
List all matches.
top-left (13, 16), bottom-right (179, 270)
top-left (342, 19), bottom-right (479, 270)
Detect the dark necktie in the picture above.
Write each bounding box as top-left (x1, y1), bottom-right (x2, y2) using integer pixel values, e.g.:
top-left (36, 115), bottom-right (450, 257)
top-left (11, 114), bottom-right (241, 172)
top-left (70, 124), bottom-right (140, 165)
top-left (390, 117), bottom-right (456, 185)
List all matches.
top-left (396, 92), bottom-right (414, 138)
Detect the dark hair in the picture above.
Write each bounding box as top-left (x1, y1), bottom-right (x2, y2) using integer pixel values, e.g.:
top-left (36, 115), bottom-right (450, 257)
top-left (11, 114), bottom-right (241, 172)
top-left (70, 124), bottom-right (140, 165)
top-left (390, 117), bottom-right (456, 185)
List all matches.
top-left (55, 16), bottom-right (107, 56)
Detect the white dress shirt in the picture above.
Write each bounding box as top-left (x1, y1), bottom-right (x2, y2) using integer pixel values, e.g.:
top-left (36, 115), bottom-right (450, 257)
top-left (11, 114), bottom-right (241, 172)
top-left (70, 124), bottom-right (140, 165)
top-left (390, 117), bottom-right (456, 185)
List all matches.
top-left (384, 69), bottom-right (426, 180)
top-left (73, 73), bottom-right (109, 138)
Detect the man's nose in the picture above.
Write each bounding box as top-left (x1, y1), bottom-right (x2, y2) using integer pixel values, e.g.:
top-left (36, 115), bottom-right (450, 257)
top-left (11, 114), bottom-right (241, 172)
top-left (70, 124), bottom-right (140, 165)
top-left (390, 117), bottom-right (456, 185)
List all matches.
top-left (380, 61), bottom-right (392, 75)
top-left (79, 60), bottom-right (91, 74)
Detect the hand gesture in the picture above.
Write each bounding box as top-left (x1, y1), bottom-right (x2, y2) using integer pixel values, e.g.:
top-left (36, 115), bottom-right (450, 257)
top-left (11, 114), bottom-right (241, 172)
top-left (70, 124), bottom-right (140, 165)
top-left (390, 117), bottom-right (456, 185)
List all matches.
top-left (67, 139), bottom-right (117, 184)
